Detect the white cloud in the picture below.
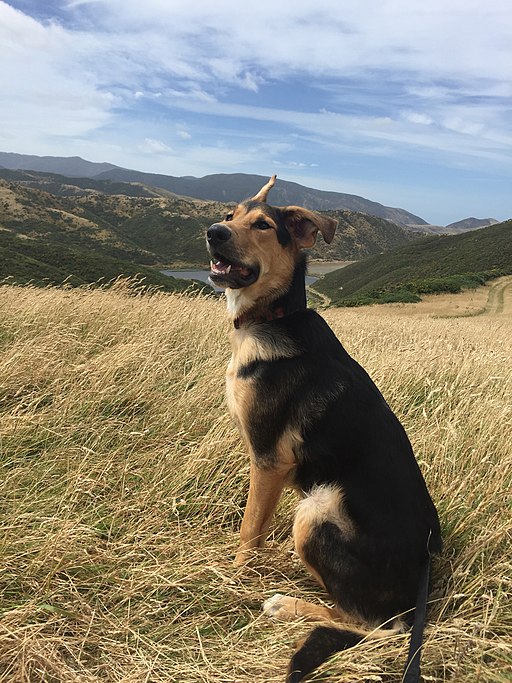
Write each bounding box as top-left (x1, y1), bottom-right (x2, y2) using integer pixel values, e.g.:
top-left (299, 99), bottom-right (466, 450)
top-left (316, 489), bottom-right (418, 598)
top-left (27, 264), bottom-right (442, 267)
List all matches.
top-left (176, 129), bottom-right (192, 141)
top-left (401, 112), bottom-right (434, 126)
top-left (0, 0), bottom-right (511, 221)
top-left (138, 138), bottom-right (174, 155)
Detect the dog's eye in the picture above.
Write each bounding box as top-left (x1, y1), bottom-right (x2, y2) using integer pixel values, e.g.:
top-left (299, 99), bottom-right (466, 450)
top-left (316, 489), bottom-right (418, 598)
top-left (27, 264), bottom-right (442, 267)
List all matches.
top-left (253, 220), bottom-right (271, 230)
top-left (225, 213), bottom-right (234, 222)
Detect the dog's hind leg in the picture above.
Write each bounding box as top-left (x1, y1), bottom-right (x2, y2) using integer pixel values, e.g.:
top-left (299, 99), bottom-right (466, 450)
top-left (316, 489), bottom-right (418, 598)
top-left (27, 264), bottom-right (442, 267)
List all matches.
top-left (263, 484), bottom-right (360, 624)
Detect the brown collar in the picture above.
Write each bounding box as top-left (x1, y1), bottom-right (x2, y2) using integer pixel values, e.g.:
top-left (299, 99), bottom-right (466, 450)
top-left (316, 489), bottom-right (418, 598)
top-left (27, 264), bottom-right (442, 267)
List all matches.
top-left (233, 306), bottom-right (286, 329)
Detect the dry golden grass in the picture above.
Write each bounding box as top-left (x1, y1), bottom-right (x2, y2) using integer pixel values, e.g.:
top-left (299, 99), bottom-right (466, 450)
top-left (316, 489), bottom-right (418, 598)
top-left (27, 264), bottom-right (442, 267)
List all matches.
top-left (0, 281), bottom-right (510, 682)
top-left (352, 275), bottom-right (512, 319)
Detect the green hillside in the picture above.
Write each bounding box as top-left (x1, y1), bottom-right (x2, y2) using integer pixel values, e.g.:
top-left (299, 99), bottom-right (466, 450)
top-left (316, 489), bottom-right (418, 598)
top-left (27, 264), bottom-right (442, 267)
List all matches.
top-left (315, 219), bottom-right (512, 306)
top-left (0, 233), bottom-right (206, 293)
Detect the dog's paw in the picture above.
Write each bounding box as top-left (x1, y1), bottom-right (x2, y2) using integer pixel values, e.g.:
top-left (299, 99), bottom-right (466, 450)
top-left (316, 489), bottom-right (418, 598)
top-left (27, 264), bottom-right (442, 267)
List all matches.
top-left (262, 593), bottom-right (298, 621)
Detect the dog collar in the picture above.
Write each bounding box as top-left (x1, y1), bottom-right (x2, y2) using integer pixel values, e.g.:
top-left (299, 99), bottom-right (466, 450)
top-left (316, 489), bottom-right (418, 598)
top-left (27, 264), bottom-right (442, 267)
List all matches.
top-left (233, 306), bottom-right (286, 329)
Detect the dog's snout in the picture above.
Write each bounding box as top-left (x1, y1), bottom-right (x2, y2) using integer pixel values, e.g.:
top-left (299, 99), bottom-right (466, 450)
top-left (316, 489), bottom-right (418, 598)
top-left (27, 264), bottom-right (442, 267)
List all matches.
top-left (207, 223), bottom-right (232, 245)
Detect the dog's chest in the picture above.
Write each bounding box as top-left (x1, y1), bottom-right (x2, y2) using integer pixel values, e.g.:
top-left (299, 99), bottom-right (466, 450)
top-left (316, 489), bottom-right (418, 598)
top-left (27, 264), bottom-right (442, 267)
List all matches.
top-left (225, 326), bottom-right (298, 440)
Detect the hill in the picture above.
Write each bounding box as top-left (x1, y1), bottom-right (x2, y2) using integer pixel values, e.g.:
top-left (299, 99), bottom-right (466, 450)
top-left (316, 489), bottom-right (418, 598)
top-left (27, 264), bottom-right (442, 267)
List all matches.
top-left (0, 168), bottom-right (168, 199)
top-left (0, 151), bottom-right (119, 177)
top-left (0, 172), bottom-right (416, 288)
top-left (0, 174), bottom-right (220, 290)
top-left (445, 217), bottom-right (499, 233)
top-left (0, 284), bottom-right (510, 681)
top-left (94, 169), bottom-right (427, 227)
top-left (311, 209), bottom-right (418, 261)
top-left (0, 231), bottom-right (204, 293)
top-left (0, 152), bottom-right (428, 226)
top-left (315, 220), bottom-right (512, 306)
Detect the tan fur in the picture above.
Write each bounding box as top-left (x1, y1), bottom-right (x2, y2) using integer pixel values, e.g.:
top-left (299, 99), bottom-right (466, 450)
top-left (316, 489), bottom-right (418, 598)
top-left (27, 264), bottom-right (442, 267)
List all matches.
top-left (251, 174), bottom-right (277, 202)
top-left (292, 485), bottom-right (355, 590)
top-left (233, 428), bottom-right (301, 565)
top-left (226, 323), bottom-right (300, 440)
top-left (294, 484), bottom-right (355, 543)
top-left (235, 459), bottom-right (295, 566)
top-left (263, 594), bottom-right (348, 623)
top-left (222, 204), bottom-right (299, 319)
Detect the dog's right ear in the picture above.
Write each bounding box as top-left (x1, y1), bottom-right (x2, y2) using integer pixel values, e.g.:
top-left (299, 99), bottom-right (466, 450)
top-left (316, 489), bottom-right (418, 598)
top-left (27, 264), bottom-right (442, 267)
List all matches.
top-left (281, 206), bottom-right (337, 248)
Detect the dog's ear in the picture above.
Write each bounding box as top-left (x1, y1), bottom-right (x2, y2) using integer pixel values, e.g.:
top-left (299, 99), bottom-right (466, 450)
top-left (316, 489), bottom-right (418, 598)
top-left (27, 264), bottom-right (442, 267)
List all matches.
top-left (281, 207), bottom-right (337, 248)
top-left (251, 174), bottom-right (277, 202)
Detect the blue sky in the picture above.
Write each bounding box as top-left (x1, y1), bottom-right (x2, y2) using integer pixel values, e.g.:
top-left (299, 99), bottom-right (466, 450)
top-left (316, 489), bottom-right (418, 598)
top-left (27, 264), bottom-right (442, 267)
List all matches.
top-left (1, 0), bottom-right (511, 225)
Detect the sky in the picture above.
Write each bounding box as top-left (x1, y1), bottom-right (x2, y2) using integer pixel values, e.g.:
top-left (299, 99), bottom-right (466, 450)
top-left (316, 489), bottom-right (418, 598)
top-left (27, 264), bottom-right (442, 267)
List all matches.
top-left (1, 0), bottom-right (511, 225)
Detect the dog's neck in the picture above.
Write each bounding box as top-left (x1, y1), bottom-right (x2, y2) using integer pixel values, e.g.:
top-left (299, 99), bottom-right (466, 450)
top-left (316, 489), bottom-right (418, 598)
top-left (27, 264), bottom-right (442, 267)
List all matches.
top-left (227, 257), bottom-right (307, 329)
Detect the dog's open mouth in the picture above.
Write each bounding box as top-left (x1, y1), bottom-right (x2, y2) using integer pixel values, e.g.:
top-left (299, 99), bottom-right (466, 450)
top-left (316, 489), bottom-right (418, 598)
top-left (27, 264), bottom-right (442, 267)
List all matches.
top-left (209, 255), bottom-right (259, 288)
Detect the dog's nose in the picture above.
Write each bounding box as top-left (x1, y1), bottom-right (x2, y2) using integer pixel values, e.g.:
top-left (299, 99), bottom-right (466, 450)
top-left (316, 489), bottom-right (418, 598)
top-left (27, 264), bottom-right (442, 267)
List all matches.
top-left (207, 223), bottom-right (232, 245)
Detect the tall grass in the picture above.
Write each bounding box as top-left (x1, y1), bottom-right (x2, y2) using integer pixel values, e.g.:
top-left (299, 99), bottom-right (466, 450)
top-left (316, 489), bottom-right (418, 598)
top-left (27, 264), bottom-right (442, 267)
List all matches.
top-left (0, 283), bottom-right (510, 682)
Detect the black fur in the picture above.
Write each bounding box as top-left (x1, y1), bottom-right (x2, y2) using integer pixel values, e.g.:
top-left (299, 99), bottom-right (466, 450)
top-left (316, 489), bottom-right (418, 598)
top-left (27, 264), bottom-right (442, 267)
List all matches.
top-left (288, 627), bottom-right (364, 683)
top-left (241, 200), bottom-right (292, 246)
top-left (242, 259), bottom-right (442, 678)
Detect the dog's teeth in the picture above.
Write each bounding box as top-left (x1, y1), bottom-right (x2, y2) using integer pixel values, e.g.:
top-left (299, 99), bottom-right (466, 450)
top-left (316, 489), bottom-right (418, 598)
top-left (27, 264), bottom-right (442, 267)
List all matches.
top-left (226, 265), bottom-right (231, 274)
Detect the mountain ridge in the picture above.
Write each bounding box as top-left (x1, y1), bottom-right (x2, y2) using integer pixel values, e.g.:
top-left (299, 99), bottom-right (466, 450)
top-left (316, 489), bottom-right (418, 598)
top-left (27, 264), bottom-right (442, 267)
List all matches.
top-left (93, 168), bottom-right (427, 227)
top-left (0, 152), bottom-right (426, 227)
top-left (445, 217), bottom-right (499, 232)
top-left (0, 152), bottom-right (119, 178)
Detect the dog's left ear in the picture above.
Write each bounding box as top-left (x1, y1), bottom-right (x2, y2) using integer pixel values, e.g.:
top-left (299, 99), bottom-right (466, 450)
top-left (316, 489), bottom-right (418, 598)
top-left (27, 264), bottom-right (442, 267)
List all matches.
top-left (281, 207), bottom-right (337, 248)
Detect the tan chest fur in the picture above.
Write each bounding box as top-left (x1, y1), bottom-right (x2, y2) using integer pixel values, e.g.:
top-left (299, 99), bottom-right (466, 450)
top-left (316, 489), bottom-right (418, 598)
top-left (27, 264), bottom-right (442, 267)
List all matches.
top-left (225, 325), bottom-right (302, 464)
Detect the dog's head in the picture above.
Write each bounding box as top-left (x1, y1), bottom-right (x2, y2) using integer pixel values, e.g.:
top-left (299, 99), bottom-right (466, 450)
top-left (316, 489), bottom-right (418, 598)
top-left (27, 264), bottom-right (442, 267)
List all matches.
top-left (206, 175), bottom-right (336, 316)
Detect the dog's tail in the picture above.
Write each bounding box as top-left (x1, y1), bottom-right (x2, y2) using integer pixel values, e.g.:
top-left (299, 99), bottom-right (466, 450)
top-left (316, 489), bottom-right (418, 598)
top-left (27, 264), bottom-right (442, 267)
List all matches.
top-left (402, 556), bottom-right (431, 683)
top-left (287, 558), bottom-right (432, 683)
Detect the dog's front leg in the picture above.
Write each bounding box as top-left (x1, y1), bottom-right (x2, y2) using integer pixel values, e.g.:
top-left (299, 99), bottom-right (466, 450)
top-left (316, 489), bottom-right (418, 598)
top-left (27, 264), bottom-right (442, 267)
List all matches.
top-left (234, 459), bottom-right (293, 566)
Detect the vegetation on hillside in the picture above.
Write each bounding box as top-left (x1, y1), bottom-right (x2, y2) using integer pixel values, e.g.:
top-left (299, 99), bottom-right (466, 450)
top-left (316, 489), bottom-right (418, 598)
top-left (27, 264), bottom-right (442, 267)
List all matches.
top-left (0, 172), bottom-right (417, 288)
top-left (0, 233), bottom-right (207, 293)
top-left (309, 209), bottom-right (418, 261)
top-left (315, 219), bottom-right (512, 306)
top-left (0, 285), bottom-right (510, 681)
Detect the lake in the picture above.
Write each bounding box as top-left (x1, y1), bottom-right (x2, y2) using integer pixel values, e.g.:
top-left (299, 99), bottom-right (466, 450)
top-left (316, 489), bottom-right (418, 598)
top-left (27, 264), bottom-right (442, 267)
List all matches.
top-left (160, 261), bottom-right (352, 288)
top-left (161, 269), bottom-right (318, 291)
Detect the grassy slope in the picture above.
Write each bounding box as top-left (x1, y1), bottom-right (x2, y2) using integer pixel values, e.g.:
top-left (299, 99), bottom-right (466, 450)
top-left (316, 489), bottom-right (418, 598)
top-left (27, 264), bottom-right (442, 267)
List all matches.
top-left (0, 285), bottom-right (510, 682)
top-left (316, 219), bottom-right (512, 305)
top-left (0, 234), bottom-right (206, 293)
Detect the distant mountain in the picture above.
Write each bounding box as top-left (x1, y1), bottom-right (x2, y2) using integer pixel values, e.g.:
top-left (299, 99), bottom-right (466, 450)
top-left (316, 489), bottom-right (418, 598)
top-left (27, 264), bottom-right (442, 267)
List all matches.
top-left (315, 220), bottom-right (512, 306)
top-left (404, 217), bottom-right (501, 235)
top-left (445, 217), bottom-right (499, 233)
top-left (0, 152), bottom-right (428, 227)
top-left (95, 169), bottom-right (427, 227)
top-left (0, 152), bottom-right (120, 178)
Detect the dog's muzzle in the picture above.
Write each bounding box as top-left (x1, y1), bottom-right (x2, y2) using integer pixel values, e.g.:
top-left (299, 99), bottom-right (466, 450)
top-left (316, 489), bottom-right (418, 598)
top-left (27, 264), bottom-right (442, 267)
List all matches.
top-left (206, 223), bottom-right (259, 288)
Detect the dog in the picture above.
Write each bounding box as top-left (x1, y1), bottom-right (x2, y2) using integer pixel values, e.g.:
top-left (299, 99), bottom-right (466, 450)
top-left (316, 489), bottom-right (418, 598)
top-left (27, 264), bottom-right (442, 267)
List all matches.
top-left (206, 175), bottom-right (442, 682)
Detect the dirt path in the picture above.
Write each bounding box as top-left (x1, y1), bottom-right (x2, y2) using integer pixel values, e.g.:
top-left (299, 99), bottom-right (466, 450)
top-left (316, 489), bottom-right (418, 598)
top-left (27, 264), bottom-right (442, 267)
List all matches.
top-left (308, 286), bottom-right (331, 307)
top-left (340, 275), bottom-right (512, 319)
top-left (483, 276), bottom-right (512, 315)
top-left (437, 275), bottom-right (512, 318)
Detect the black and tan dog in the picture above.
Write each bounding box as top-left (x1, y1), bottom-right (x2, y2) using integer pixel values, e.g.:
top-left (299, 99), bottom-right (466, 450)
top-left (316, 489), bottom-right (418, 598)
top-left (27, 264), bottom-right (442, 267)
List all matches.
top-left (206, 176), bottom-right (442, 683)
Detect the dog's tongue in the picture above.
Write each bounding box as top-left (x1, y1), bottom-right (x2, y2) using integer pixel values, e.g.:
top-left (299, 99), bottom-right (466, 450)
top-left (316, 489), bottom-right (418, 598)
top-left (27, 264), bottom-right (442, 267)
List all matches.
top-left (211, 260), bottom-right (251, 277)
top-left (211, 259), bottom-right (231, 275)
